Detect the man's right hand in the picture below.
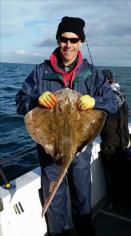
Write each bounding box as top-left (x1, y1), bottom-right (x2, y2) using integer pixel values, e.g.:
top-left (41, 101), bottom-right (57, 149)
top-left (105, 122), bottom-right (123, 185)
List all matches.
top-left (38, 91), bottom-right (57, 108)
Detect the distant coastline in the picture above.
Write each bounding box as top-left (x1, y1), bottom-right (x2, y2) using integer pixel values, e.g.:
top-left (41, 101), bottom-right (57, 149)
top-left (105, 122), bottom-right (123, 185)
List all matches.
top-left (1, 61), bottom-right (131, 68)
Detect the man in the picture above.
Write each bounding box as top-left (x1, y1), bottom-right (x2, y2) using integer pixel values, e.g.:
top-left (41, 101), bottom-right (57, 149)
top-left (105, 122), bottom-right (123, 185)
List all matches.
top-left (16, 17), bottom-right (118, 236)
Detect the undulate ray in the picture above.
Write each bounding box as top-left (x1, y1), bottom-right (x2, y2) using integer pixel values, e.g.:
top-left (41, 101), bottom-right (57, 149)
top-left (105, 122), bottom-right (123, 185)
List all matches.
top-left (24, 88), bottom-right (106, 215)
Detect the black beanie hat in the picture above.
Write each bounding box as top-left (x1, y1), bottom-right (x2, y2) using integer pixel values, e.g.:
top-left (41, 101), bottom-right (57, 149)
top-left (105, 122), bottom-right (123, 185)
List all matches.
top-left (56, 16), bottom-right (85, 42)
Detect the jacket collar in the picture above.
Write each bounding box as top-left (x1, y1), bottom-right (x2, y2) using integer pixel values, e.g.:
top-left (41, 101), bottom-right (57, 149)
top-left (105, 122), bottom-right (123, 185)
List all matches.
top-left (50, 47), bottom-right (83, 87)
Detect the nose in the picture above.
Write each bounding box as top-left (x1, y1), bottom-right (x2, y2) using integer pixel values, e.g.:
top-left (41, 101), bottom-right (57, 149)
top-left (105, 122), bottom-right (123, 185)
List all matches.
top-left (65, 40), bottom-right (71, 47)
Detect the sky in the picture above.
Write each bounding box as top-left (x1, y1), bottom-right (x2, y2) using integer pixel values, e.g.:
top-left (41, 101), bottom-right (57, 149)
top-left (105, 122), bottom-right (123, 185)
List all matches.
top-left (1, 0), bottom-right (131, 67)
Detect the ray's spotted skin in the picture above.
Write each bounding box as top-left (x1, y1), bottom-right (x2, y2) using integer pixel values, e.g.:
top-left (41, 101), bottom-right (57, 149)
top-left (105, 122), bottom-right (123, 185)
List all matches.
top-left (24, 88), bottom-right (106, 215)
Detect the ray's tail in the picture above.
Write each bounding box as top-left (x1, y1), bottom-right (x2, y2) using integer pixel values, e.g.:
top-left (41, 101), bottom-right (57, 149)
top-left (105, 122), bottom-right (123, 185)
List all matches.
top-left (42, 158), bottom-right (72, 216)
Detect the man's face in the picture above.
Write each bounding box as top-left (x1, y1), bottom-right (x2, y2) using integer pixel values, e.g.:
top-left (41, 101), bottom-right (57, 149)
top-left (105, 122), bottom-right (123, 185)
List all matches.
top-left (58, 32), bottom-right (82, 65)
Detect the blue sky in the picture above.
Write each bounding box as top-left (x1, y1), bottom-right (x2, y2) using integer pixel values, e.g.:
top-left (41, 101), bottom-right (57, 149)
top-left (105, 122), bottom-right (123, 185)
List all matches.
top-left (1, 0), bottom-right (131, 66)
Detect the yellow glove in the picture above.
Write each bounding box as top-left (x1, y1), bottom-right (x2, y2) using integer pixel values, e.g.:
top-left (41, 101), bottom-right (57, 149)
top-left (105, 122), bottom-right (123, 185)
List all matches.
top-left (77, 95), bottom-right (95, 111)
top-left (38, 91), bottom-right (57, 108)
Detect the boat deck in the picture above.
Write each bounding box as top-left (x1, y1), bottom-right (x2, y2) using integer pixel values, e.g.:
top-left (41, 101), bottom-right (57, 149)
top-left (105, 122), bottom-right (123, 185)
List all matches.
top-left (68, 199), bottom-right (131, 236)
top-left (93, 200), bottom-right (131, 236)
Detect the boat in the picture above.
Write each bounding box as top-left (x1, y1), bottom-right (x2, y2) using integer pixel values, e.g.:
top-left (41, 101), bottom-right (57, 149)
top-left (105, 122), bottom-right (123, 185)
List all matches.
top-left (0, 124), bottom-right (131, 236)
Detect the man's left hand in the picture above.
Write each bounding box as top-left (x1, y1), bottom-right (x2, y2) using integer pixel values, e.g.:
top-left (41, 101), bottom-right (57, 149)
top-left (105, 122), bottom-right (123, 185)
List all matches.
top-left (77, 95), bottom-right (95, 110)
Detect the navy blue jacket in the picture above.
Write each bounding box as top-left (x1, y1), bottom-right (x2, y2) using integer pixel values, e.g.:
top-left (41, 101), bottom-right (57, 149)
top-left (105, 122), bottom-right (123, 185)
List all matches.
top-left (15, 59), bottom-right (118, 167)
top-left (16, 59), bottom-right (118, 115)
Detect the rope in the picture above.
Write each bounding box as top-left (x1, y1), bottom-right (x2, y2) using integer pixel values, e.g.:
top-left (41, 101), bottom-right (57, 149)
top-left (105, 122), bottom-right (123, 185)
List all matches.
top-left (85, 38), bottom-right (94, 65)
top-left (100, 209), bottom-right (131, 223)
top-left (0, 146), bottom-right (37, 187)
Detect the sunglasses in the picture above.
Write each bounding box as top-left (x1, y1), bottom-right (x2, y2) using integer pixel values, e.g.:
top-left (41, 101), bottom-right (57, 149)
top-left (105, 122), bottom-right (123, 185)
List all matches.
top-left (59, 36), bottom-right (80, 44)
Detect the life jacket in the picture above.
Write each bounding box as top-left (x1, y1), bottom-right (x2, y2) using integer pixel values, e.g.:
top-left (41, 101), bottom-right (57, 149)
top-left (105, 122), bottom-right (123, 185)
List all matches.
top-left (101, 83), bottom-right (130, 150)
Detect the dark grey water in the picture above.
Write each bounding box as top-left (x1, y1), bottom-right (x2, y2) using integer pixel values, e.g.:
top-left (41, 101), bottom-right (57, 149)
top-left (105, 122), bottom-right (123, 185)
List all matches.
top-left (0, 62), bottom-right (131, 185)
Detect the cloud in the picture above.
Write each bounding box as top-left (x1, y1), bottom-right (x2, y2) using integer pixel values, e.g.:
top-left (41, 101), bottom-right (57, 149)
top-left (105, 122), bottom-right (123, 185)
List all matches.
top-left (1, 49), bottom-right (44, 64)
top-left (1, 0), bottom-right (131, 66)
top-left (36, 38), bottom-right (57, 47)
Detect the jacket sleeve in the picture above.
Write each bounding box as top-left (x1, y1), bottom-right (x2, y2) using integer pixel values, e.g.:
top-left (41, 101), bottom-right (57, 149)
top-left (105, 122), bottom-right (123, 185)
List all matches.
top-left (92, 69), bottom-right (118, 114)
top-left (15, 66), bottom-right (39, 115)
